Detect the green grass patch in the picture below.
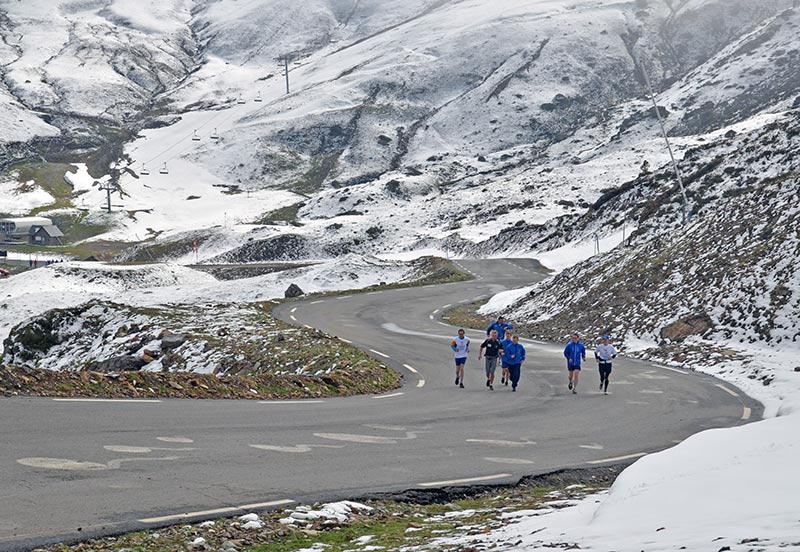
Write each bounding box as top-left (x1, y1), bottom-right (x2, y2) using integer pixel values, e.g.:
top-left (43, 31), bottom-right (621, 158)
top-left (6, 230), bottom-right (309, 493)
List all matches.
top-left (255, 202), bottom-right (304, 225)
top-left (291, 153), bottom-right (340, 195)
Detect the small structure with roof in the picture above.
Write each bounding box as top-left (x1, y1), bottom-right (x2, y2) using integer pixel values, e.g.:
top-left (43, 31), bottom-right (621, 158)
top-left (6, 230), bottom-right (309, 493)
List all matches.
top-left (0, 217), bottom-right (54, 243)
top-left (29, 224), bottom-right (64, 246)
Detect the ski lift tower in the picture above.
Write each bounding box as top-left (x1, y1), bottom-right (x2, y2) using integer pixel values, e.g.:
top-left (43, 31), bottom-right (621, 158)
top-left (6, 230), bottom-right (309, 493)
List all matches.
top-left (277, 54), bottom-right (293, 94)
top-left (98, 180), bottom-right (117, 213)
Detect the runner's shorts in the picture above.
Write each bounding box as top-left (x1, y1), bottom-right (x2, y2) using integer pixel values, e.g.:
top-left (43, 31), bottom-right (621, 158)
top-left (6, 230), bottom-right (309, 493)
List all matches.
top-left (484, 356), bottom-right (498, 377)
top-left (455, 357), bottom-right (467, 366)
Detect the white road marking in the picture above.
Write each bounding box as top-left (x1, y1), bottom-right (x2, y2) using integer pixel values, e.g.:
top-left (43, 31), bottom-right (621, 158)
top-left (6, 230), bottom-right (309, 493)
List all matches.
top-left (373, 392), bottom-right (404, 399)
top-left (419, 473), bottom-right (512, 487)
top-left (17, 458), bottom-right (110, 471)
top-left (51, 398), bottom-right (161, 403)
top-left (338, 337), bottom-right (352, 344)
top-left (249, 444), bottom-right (343, 453)
top-left (466, 439), bottom-right (536, 447)
top-left (290, 315), bottom-right (297, 321)
top-left (313, 433), bottom-right (398, 444)
top-left (258, 400), bottom-right (325, 404)
top-left (138, 499), bottom-right (296, 524)
top-left (338, 295), bottom-right (352, 300)
top-left (579, 444), bottom-right (604, 450)
top-left (458, 299), bottom-right (470, 303)
top-left (742, 407), bottom-right (752, 420)
top-left (640, 389), bottom-right (664, 394)
top-left (291, 307), bottom-right (297, 313)
top-left (484, 457), bottom-right (534, 465)
top-left (368, 291), bottom-right (383, 295)
top-left (429, 315), bottom-right (434, 320)
top-left (437, 322), bottom-right (450, 327)
top-left (432, 309), bottom-right (440, 314)
top-left (370, 349), bottom-right (390, 358)
top-left (310, 300), bottom-right (324, 305)
top-left (658, 365), bottom-right (688, 374)
top-left (626, 400), bottom-right (650, 405)
top-left (157, 437), bottom-right (194, 444)
top-left (303, 324), bottom-right (313, 329)
top-left (403, 364), bottom-right (418, 374)
top-left (715, 383), bottom-right (739, 397)
top-left (417, 379), bottom-right (426, 388)
top-left (587, 452), bottom-right (648, 465)
top-left (103, 445), bottom-right (195, 454)
top-left (441, 304), bottom-right (452, 308)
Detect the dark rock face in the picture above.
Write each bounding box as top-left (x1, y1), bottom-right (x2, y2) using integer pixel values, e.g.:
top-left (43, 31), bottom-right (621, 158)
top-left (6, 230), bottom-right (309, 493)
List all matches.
top-left (285, 283), bottom-right (305, 298)
top-left (661, 314), bottom-right (714, 342)
top-left (91, 355), bottom-right (146, 372)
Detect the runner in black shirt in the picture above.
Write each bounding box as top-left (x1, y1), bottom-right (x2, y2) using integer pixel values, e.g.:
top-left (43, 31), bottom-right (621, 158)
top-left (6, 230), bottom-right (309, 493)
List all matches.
top-left (478, 330), bottom-right (504, 391)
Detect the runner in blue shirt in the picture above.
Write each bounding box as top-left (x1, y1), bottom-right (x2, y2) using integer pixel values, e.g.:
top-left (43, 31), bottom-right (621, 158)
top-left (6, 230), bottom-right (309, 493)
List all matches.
top-left (499, 329), bottom-right (514, 386)
top-left (564, 333), bottom-right (586, 394)
top-left (504, 335), bottom-right (526, 392)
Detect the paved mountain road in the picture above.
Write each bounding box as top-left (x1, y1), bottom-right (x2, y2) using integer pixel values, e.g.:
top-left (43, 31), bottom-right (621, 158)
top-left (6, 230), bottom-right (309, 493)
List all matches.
top-left (0, 259), bottom-right (761, 551)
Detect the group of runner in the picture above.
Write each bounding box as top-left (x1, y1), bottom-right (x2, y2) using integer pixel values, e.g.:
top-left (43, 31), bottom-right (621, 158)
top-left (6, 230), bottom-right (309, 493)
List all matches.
top-left (450, 316), bottom-right (618, 394)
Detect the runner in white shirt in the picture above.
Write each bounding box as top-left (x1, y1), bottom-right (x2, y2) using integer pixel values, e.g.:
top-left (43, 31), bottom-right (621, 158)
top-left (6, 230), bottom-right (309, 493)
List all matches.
top-left (595, 335), bottom-right (617, 395)
top-left (451, 328), bottom-right (470, 389)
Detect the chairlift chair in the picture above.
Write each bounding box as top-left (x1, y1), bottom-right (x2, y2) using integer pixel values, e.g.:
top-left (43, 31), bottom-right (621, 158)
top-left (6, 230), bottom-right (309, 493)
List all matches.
top-left (140, 163), bottom-right (150, 176)
top-left (192, 130), bottom-right (201, 141)
top-left (159, 162), bottom-right (169, 175)
top-left (210, 128), bottom-right (220, 140)
top-left (237, 94), bottom-right (246, 105)
top-left (254, 92), bottom-right (262, 102)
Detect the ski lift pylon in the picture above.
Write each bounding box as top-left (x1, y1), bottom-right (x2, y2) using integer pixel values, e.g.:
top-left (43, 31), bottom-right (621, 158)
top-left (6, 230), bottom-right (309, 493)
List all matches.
top-left (159, 162), bottom-right (169, 175)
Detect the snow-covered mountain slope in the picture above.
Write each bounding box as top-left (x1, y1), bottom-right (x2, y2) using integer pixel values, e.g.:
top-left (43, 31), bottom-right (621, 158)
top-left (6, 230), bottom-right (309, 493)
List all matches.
top-left (480, 109), bottom-right (800, 406)
top-left (2, 0), bottom-right (797, 254)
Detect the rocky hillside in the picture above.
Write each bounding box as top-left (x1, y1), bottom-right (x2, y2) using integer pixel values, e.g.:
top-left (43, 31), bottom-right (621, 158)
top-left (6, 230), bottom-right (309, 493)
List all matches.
top-left (489, 109), bottom-right (800, 384)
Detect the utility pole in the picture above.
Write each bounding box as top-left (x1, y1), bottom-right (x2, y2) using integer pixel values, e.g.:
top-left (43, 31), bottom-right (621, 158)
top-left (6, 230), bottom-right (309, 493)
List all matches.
top-left (634, 50), bottom-right (690, 224)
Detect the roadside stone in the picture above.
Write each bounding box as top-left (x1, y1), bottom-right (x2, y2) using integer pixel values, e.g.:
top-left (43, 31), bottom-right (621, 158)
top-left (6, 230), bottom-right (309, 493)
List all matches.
top-left (140, 354), bottom-right (155, 364)
top-left (285, 283), bottom-right (304, 298)
top-left (793, 366), bottom-right (800, 372)
top-left (91, 356), bottom-right (145, 372)
top-left (169, 381), bottom-right (184, 391)
top-left (162, 333), bottom-right (187, 350)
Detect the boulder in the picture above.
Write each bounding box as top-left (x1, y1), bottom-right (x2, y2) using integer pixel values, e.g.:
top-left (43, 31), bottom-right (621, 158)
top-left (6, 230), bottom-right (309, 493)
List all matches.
top-left (92, 355), bottom-right (146, 372)
top-left (660, 313), bottom-right (713, 342)
top-left (285, 283), bottom-right (305, 298)
top-left (161, 333), bottom-right (187, 350)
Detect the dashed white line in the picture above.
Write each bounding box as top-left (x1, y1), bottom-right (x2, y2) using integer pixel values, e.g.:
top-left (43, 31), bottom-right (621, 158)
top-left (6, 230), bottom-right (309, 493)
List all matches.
top-left (640, 389), bottom-right (664, 394)
top-left (586, 452), bottom-right (648, 465)
top-left (417, 379), bottom-right (426, 388)
top-left (715, 383), bottom-right (740, 397)
top-left (310, 300), bottom-right (324, 305)
top-left (432, 309), bottom-right (440, 314)
top-left (373, 392), bottom-right (404, 399)
top-left (51, 398), bottom-right (162, 403)
top-left (290, 315), bottom-right (297, 321)
top-left (370, 349), bottom-right (390, 358)
top-left (441, 304), bottom-right (452, 308)
top-left (742, 407), bottom-right (752, 420)
top-left (139, 499), bottom-right (295, 524)
top-left (258, 400), bottom-right (325, 404)
top-left (436, 322), bottom-right (450, 327)
top-left (429, 315), bottom-right (434, 320)
top-left (303, 324), bottom-right (313, 329)
top-left (368, 291), bottom-right (383, 295)
top-left (403, 364), bottom-right (418, 374)
top-left (418, 473), bottom-right (512, 487)
top-left (458, 299), bottom-right (470, 304)
top-left (290, 307), bottom-right (297, 313)
top-left (338, 337), bottom-right (352, 344)
top-left (658, 365), bottom-right (688, 374)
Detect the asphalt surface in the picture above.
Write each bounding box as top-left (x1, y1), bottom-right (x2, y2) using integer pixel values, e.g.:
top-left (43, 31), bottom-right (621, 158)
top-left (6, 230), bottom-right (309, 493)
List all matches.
top-left (0, 259), bottom-right (762, 551)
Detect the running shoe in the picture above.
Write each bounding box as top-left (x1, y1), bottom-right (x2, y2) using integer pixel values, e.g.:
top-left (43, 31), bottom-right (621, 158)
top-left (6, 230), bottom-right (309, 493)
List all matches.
top-left (512, 387), bottom-right (516, 392)
top-left (599, 382), bottom-right (603, 390)
top-left (486, 379), bottom-right (490, 387)
top-left (505, 379), bottom-right (509, 386)
top-left (459, 382), bottom-right (464, 389)
top-left (572, 387), bottom-right (577, 394)
top-left (568, 381), bottom-right (573, 390)
top-left (489, 385), bottom-right (494, 391)
top-left (456, 377), bottom-right (460, 385)
top-left (501, 377), bottom-right (505, 384)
